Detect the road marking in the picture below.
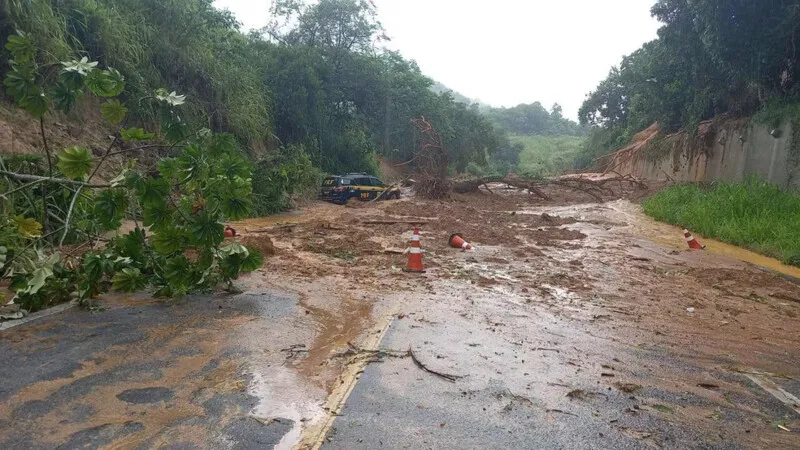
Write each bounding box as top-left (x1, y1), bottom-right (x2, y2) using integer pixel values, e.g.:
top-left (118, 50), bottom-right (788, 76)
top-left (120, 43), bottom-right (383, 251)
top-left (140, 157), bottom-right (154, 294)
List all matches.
top-left (745, 373), bottom-right (800, 416)
top-left (296, 314), bottom-right (395, 450)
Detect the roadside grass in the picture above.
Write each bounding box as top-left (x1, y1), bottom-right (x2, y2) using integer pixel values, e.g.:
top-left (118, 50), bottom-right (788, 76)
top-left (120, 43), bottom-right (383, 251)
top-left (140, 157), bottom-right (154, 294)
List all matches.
top-left (642, 180), bottom-right (800, 266)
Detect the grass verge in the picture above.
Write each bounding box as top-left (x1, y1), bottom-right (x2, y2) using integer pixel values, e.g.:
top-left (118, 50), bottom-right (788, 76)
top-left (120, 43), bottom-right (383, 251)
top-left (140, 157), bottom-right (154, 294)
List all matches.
top-left (642, 180), bottom-right (800, 266)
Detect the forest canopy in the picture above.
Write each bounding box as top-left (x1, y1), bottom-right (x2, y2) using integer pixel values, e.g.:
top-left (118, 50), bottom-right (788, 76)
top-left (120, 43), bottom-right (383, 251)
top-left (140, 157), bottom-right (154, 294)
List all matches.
top-left (577, 0), bottom-right (800, 164)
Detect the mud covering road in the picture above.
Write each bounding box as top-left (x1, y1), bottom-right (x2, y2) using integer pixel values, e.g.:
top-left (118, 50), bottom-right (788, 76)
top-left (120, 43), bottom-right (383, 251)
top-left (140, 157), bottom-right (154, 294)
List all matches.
top-left (1, 183), bottom-right (799, 449)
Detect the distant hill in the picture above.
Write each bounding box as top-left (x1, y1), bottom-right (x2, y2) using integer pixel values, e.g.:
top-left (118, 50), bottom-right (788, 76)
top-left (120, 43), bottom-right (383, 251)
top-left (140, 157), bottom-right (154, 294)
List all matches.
top-left (429, 81), bottom-right (485, 107)
top-left (484, 102), bottom-right (588, 137)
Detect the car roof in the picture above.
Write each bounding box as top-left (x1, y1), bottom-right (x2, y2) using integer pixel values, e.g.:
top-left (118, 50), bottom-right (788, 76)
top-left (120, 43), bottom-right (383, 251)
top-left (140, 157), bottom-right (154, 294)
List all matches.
top-left (333, 173), bottom-right (377, 179)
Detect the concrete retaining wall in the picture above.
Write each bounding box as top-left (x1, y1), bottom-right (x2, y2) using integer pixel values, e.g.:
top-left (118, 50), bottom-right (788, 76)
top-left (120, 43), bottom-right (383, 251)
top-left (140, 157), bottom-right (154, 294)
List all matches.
top-left (615, 119), bottom-right (798, 188)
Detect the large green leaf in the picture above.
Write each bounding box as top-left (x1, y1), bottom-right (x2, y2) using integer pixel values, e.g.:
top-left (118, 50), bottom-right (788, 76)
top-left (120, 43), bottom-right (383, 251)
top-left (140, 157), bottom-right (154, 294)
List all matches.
top-left (120, 127), bottom-right (155, 142)
top-left (111, 268), bottom-right (147, 292)
top-left (5, 34), bottom-right (34, 63)
top-left (51, 82), bottom-right (80, 112)
top-left (221, 196), bottom-right (251, 221)
top-left (93, 189), bottom-right (128, 230)
top-left (142, 201), bottom-right (173, 232)
top-left (86, 68), bottom-right (125, 97)
top-left (136, 178), bottom-right (170, 207)
top-left (123, 170), bottom-right (144, 190)
top-left (20, 266), bottom-right (54, 295)
top-left (112, 228), bottom-right (147, 262)
top-left (3, 70), bottom-right (33, 101)
top-left (100, 99), bottom-right (127, 125)
top-left (162, 121), bottom-right (189, 143)
top-left (21, 91), bottom-right (48, 117)
top-left (218, 243), bottom-right (261, 279)
top-left (151, 227), bottom-right (187, 254)
top-left (208, 133), bottom-right (238, 157)
top-left (241, 247), bottom-right (264, 272)
top-left (215, 153), bottom-right (252, 179)
top-left (58, 70), bottom-right (84, 90)
top-left (189, 210), bottom-right (224, 247)
top-left (157, 158), bottom-right (179, 180)
top-left (82, 252), bottom-right (114, 281)
top-left (163, 255), bottom-right (191, 288)
top-left (57, 147), bottom-right (93, 179)
top-left (218, 242), bottom-right (249, 258)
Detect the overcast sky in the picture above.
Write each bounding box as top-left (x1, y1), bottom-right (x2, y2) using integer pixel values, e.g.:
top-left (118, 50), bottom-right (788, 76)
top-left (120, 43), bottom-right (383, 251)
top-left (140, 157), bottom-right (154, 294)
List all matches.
top-left (213, 0), bottom-right (661, 120)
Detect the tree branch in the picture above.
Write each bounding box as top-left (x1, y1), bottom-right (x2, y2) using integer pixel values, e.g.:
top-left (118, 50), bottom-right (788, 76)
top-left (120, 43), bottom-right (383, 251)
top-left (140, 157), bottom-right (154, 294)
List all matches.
top-left (0, 170), bottom-right (111, 188)
top-left (39, 117), bottom-right (53, 177)
top-left (0, 178), bottom-right (46, 197)
top-left (39, 116), bottom-right (53, 236)
top-left (2, 226), bottom-right (66, 269)
top-left (59, 185), bottom-right (84, 248)
top-left (107, 143), bottom-right (182, 157)
top-left (86, 135), bottom-right (119, 184)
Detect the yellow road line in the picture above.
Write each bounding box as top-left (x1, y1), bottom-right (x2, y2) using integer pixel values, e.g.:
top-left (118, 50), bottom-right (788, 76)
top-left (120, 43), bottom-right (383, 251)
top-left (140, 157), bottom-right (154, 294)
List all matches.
top-left (296, 314), bottom-right (395, 450)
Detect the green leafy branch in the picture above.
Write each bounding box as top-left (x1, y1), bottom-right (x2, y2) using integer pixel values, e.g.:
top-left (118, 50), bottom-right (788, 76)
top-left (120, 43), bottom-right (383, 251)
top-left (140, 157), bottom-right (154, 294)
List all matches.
top-left (1, 33), bottom-right (263, 312)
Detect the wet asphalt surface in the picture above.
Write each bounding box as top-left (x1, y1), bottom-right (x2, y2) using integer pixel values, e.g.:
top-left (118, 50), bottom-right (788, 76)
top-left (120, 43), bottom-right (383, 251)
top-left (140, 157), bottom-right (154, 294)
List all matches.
top-left (2, 198), bottom-right (800, 449)
top-left (0, 281), bottom-right (798, 449)
top-left (321, 281), bottom-right (799, 450)
top-left (0, 293), bottom-right (297, 449)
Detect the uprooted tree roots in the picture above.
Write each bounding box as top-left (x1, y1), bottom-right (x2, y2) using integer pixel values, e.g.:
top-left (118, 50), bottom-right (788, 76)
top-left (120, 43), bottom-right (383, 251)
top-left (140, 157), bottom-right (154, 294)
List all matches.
top-left (414, 177), bottom-right (452, 199)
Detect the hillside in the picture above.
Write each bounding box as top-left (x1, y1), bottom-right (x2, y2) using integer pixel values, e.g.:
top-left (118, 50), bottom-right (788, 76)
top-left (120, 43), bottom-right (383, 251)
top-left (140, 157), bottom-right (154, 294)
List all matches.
top-left (513, 135), bottom-right (585, 177)
top-left (0, 0), bottom-right (520, 214)
top-left (429, 81), bottom-right (479, 106)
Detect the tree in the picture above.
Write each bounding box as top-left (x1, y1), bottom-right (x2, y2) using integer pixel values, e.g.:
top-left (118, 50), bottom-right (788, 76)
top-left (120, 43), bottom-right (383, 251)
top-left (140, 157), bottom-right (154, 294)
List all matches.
top-left (1, 33), bottom-right (262, 311)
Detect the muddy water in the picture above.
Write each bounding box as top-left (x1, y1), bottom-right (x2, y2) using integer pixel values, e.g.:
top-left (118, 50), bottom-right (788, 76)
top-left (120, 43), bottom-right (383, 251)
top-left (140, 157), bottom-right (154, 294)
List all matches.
top-left (524, 199), bottom-right (800, 279)
top-left (233, 274), bottom-right (391, 450)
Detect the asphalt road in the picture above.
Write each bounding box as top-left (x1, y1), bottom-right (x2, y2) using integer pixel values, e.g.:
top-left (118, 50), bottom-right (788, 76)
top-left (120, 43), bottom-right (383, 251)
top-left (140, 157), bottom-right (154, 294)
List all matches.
top-left (0, 292), bottom-right (298, 449)
top-left (2, 197), bottom-right (800, 449)
top-left (321, 281), bottom-right (799, 449)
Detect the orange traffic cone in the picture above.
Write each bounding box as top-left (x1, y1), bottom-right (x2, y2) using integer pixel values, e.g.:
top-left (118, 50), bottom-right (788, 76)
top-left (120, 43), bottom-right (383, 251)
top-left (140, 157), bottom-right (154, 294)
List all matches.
top-left (404, 226), bottom-right (425, 273)
top-left (683, 228), bottom-right (706, 250)
top-left (449, 233), bottom-right (474, 250)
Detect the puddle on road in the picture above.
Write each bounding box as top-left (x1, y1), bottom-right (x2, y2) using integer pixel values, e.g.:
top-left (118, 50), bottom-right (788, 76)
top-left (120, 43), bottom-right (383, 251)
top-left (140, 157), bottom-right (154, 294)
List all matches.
top-left (295, 291), bottom-right (373, 384)
top-left (236, 278), bottom-right (381, 450)
top-left (248, 369), bottom-right (325, 450)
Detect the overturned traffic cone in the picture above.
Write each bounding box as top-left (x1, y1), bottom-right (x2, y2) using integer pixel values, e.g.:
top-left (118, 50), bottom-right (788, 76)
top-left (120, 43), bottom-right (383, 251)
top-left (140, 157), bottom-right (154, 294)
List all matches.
top-left (683, 228), bottom-right (706, 250)
top-left (224, 226), bottom-right (237, 238)
top-left (449, 233), bottom-right (474, 250)
top-left (404, 226), bottom-right (425, 273)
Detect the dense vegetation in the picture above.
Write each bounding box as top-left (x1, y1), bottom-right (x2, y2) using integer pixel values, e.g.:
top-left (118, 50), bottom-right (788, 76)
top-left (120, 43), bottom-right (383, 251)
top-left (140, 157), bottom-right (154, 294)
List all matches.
top-left (513, 135), bottom-right (586, 178)
top-left (0, 0), bottom-right (536, 309)
top-left (1, 32), bottom-right (262, 311)
top-left (0, 0), bottom-right (520, 213)
top-left (577, 0), bottom-right (800, 164)
top-left (643, 180), bottom-right (800, 266)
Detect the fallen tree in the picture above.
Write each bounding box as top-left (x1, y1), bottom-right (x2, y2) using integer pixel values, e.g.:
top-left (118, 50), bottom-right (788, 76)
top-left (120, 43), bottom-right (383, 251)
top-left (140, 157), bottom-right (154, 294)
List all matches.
top-left (451, 175), bottom-right (647, 202)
